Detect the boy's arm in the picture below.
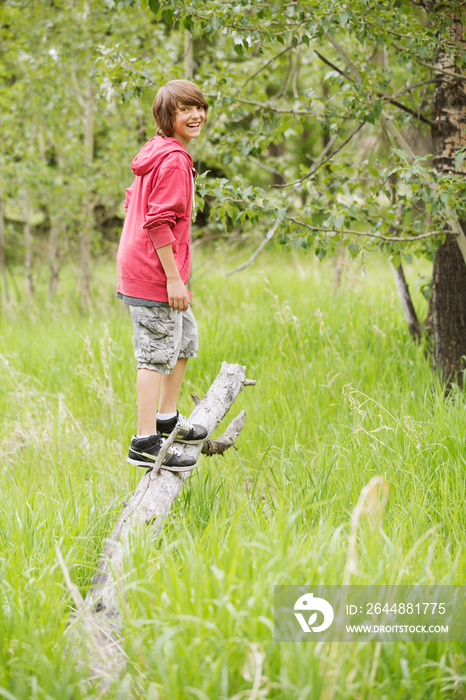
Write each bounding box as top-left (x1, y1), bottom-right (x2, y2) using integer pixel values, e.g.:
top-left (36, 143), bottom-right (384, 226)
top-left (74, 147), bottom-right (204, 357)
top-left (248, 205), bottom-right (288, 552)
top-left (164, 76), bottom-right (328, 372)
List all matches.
top-left (156, 243), bottom-right (190, 312)
top-left (143, 164), bottom-right (190, 248)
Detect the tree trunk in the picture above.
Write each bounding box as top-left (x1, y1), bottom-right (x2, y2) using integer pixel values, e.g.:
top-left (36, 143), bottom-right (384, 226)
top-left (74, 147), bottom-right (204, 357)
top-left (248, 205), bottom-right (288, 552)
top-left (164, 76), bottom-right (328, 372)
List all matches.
top-left (184, 30), bottom-right (194, 78)
top-left (0, 196), bottom-right (10, 309)
top-left (48, 215), bottom-right (61, 297)
top-left (392, 263), bottom-right (422, 344)
top-left (80, 60), bottom-right (95, 308)
top-left (268, 142), bottom-right (285, 186)
top-left (430, 9), bottom-right (466, 383)
top-left (23, 189), bottom-right (34, 296)
top-left (431, 234), bottom-right (466, 385)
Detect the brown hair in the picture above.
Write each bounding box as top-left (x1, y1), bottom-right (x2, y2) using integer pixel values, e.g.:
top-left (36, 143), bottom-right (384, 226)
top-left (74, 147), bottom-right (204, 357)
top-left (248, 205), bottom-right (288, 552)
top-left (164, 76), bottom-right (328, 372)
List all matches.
top-left (152, 80), bottom-right (209, 137)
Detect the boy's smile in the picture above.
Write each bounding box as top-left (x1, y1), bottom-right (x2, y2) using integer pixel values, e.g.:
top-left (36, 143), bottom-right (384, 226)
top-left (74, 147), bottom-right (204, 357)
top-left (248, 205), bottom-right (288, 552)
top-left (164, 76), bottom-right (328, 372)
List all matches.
top-left (173, 104), bottom-right (206, 148)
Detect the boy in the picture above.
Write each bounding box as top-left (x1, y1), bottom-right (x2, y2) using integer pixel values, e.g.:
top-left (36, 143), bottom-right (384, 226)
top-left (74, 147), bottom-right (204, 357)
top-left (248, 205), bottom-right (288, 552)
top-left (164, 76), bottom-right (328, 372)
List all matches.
top-left (116, 80), bottom-right (209, 473)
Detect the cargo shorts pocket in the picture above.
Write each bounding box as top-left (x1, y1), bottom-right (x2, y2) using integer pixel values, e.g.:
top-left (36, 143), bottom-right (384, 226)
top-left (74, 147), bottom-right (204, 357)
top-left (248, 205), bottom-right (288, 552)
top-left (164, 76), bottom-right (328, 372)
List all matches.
top-left (131, 307), bottom-right (177, 367)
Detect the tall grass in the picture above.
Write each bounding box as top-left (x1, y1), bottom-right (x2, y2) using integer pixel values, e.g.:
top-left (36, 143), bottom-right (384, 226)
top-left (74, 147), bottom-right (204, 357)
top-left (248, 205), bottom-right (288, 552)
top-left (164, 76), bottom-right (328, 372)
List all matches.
top-left (0, 246), bottom-right (464, 699)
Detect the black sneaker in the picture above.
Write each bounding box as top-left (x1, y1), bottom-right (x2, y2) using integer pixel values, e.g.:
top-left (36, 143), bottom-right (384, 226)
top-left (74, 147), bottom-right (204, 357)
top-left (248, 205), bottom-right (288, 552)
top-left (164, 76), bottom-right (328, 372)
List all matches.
top-left (127, 434), bottom-right (197, 473)
top-left (157, 411), bottom-right (208, 445)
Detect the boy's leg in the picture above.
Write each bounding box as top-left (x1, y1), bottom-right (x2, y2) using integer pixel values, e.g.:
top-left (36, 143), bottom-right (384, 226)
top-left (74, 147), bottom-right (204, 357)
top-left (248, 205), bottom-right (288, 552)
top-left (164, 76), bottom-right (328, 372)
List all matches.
top-left (137, 368), bottom-right (162, 436)
top-left (158, 357), bottom-right (188, 414)
top-left (131, 364), bottom-right (196, 472)
top-left (128, 305), bottom-right (197, 471)
top-left (157, 306), bottom-right (207, 443)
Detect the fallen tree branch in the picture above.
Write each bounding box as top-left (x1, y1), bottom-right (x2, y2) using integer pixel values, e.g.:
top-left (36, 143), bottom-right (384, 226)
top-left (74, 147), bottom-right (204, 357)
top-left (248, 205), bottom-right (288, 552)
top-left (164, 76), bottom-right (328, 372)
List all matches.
top-left (201, 410), bottom-right (247, 456)
top-left (151, 425), bottom-right (180, 477)
top-left (85, 361), bottom-right (255, 618)
top-left (56, 545), bottom-right (127, 690)
top-left (57, 363), bottom-right (255, 689)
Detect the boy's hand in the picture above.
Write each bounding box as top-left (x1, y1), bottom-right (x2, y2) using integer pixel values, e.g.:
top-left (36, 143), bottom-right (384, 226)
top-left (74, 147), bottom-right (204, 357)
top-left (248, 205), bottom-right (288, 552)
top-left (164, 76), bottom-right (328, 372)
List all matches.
top-left (167, 277), bottom-right (190, 311)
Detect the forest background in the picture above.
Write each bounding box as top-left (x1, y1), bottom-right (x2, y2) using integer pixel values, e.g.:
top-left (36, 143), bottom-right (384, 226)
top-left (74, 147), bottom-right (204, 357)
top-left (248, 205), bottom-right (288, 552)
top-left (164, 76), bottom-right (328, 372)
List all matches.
top-left (0, 0), bottom-right (465, 698)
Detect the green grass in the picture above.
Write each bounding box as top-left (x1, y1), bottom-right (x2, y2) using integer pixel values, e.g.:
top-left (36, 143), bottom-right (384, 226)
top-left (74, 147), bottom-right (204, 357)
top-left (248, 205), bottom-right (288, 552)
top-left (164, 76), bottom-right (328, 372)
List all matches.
top-left (0, 245), bottom-right (464, 699)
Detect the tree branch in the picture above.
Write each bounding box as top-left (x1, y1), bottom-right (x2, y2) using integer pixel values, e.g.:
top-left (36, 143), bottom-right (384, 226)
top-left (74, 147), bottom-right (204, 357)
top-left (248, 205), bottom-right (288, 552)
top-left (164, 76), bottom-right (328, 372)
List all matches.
top-left (225, 199), bottom-right (454, 241)
top-left (314, 48), bottom-right (437, 128)
top-left (235, 40), bottom-right (304, 96)
top-left (390, 79), bottom-right (440, 99)
top-left (272, 122), bottom-right (364, 189)
top-left (391, 42), bottom-right (466, 81)
top-left (227, 221), bottom-right (280, 275)
top-left (234, 97), bottom-right (315, 115)
top-left (200, 410), bottom-right (251, 455)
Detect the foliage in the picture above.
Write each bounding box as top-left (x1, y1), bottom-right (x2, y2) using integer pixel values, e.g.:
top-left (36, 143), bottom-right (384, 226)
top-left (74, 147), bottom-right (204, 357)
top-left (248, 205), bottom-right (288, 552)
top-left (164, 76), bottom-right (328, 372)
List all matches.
top-left (2, 0), bottom-right (466, 281)
top-left (128, 0), bottom-right (466, 261)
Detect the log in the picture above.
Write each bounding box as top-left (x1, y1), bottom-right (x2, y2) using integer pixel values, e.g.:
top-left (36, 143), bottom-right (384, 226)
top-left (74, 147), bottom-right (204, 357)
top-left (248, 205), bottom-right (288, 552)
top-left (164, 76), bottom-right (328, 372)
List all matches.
top-left (85, 362), bottom-right (255, 622)
top-left (61, 363), bottom-right (255, 685)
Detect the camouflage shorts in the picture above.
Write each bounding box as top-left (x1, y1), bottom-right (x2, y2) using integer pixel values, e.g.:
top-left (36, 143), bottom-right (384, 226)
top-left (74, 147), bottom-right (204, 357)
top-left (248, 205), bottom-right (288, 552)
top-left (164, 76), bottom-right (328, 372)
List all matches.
top-left (129, 304), bottom-right (198, 374)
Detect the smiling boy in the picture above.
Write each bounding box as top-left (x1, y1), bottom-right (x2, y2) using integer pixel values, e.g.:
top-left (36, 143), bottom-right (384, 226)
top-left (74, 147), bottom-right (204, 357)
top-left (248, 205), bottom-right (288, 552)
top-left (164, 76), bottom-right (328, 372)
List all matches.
top-left (116, 80), bottom-right (209, 472)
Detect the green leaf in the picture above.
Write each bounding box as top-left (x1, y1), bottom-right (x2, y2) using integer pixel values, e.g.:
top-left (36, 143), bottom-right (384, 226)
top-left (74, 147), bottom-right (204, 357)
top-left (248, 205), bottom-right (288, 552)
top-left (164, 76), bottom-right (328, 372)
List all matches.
top-left (183, 15), bottom-right (194, 31)
top-left (148, 0), bottom-right (160, 13)
top-left (162, 8), bottom-right (174, 24)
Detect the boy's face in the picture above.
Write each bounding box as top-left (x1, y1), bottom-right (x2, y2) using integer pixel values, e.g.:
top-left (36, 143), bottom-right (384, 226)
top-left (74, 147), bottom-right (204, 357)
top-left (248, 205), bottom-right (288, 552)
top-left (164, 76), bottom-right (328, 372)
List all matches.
top-left (172, 104), bottom-right (206, 148)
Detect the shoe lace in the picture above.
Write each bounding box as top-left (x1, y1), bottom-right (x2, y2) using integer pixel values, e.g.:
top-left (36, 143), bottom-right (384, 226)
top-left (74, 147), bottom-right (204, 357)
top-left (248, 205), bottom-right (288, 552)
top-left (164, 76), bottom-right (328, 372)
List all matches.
top-left (177, 413), bottom-right (194, 430)
top-left (160, 438), bottom-right (183, 456)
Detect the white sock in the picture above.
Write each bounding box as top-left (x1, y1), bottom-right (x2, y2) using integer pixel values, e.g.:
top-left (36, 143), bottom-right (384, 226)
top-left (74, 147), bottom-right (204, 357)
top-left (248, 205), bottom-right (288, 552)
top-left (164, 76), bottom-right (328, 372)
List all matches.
top-left (136, 434), bottom-right (152, 439)
top-left (157, 411), bottom-right (177, 421)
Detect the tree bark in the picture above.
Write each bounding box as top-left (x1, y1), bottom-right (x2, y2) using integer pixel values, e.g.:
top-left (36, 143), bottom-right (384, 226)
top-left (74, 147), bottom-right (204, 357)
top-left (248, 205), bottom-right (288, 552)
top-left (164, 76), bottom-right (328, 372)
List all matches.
top-left (431, 234), bottom-right (466, 385)
top-left (430, 10), bottom-right (466, 383)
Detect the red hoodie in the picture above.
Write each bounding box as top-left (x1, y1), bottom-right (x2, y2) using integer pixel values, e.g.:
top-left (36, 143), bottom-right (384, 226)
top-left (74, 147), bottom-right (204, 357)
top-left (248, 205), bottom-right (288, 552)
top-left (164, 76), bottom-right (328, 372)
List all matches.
top-left (116, 135), bottom-right (195, 303)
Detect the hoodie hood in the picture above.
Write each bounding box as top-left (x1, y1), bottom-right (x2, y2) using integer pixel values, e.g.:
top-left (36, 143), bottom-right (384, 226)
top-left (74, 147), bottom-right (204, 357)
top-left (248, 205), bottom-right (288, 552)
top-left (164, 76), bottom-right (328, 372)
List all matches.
top-left (131, 135), bottom-right (193, 177)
